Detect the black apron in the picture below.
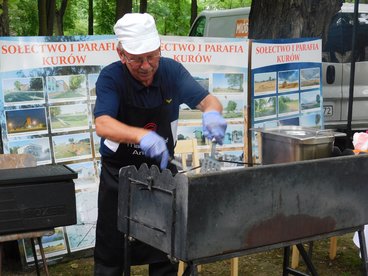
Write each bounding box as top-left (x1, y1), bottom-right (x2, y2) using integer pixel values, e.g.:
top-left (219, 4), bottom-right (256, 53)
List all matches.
top-left (94, 66), bottom-right (177, 268)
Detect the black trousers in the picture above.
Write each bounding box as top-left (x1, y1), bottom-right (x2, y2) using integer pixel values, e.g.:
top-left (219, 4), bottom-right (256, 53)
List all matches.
top-left (94, 162), bottom-right (178, 276)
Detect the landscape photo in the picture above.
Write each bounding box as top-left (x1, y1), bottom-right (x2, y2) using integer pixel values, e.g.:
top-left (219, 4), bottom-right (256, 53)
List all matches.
top-left (3, 77), bottom-right (45, 105)
top-left (278, 70), bottom-right (299, 92)
top-left (52, 132), bottom-right (92, 162)
top-left (47, 74), bottom-right (87, 102)
top-left (212, 73), bottom-right (244, 93)
top-left (300, 67), bottom-right (320, 89)
top-left (278, 93), bottom-right (300, 115)
top-left (49, 104), bottom-right (89, 132)
top-left (301, 90), bottom-right (321, 111)
top-left (254, 72), bottom-right (277, 94)
top-left (8, 137), bottom-right (52, 164)
top-left (5, 107), bottom-right (48, 136)
top-left (254, 96), bottom-right (277, 120)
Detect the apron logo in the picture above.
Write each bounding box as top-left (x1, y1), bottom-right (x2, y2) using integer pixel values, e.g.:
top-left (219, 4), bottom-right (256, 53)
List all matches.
top-left (132, 149), bottom-right (144, 155)
top-left (144, 122), bottom-right (157, 131)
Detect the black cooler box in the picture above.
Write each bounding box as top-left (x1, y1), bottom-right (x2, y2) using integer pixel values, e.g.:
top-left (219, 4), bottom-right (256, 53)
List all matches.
top-left (0, 164), bottom-right (77, 234)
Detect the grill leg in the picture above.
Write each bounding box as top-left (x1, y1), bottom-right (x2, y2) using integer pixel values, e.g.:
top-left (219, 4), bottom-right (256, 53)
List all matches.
top-left (296, 244), bottom-right (319, 276)
top-left (283, 245), bottom-right (318, 276)
top-left (305, 241), bottom-right (314, 275)
top-left (358, 227), bottom-right (368, 275)
top-left (283, 246), bottom-right (291, 276)
top-left (124, 234), bottom-right (131, 276)
top-left (182, 261), bottom-right (198, 276)
top-left (0, 243), bottom-right (3, 274)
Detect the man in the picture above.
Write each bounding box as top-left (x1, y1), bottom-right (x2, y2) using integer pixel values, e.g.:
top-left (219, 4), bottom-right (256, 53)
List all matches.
top-left (94, 13), bottom-right (227, 275)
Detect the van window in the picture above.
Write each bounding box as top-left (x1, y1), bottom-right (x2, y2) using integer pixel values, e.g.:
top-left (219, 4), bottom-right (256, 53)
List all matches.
top-left (323, 12), bottom-right (368, 63)
top-left (189, 16), bottom-right (206, 37)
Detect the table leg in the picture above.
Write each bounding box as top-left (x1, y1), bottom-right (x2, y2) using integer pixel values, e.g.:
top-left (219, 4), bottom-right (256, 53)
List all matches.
top-left (37, 237), bottom-right (49, 276)
top-left (30, 238), bottom-right (40, 276)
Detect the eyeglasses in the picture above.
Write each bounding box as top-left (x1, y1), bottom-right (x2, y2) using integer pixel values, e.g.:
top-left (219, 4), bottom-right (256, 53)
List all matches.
top-left (123, 52), bottom-right (161, 67)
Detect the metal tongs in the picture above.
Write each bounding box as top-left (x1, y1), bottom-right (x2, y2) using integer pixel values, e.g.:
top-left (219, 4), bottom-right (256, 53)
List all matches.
top-left (200, 139), bottom-right (221, 173)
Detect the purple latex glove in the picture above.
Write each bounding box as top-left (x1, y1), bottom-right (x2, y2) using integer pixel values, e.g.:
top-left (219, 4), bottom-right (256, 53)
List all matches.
top-left (202, 111), bottom-right (227, 145)
top-left (139, 131), bottom-right (169, 169)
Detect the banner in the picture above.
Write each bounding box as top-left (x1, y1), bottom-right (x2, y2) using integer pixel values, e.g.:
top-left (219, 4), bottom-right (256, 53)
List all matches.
top-left (250, 38), bottom-right (323, 161)
top-left (0, 35), bottom-right (249, 262)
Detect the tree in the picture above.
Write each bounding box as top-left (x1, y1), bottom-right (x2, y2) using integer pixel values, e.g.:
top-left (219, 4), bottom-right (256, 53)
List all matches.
top-left (249, 0), bottom-right (343, 44)
top-left (0, 0), bottom-right (10, 36)
top-left (8, 0), bottom-right (38, 36)
top-left (55, 0), bottom-right (68, 35)
top-left (226, 100), bottom-right (237, 113)
top-left (69, 75), bottom-right (85, 91)
top-left (46, 0), bottom-right (56, 35)
top-left (190, 0), bottom-right (197, 26)
top-left (38, 0), bottom-right (47, 35)
top-left (140, 0), bottom-right (147, 13)
top-left (88, 0), bottom-right (93, 34)
top-left (315, 113), bottom-right (321, 125)
top-left (225, 74), bottom-right (243, 91)
top-left (38, 0), bottom-right (69, 35)
top-left (94, 0), bottom-right (115, 34)
top-left (50, 106), bottom-right (62, 118)
top-left (29, 78), bottom-right (43, 91)
top-left (116, 0), bottom-right (132, 21)
top-left (14, 80), bottom-right (22, 91)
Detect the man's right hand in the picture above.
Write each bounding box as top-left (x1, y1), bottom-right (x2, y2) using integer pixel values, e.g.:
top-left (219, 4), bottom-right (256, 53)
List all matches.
top-left (139, 131), bottom-right (169, 169)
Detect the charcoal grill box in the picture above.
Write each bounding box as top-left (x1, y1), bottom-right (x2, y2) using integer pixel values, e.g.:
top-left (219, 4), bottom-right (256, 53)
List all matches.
top-left (0, 164), bottom-right (78, 235)
top-left (118, 155), bottom-right (368, 262)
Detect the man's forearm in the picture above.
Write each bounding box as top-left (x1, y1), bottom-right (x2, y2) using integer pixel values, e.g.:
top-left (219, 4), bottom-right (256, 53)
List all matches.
top-left (95, 115), bottom-right (149, 144)
top-left (196, 94), bottom-right (223, 113)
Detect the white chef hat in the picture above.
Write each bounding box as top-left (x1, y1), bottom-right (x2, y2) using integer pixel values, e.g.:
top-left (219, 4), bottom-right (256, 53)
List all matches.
top-left (114, 13), bottom-right (160, 55)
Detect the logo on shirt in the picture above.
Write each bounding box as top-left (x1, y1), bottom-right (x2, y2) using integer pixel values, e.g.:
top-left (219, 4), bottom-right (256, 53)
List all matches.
top-left (165, 98), bottom-right (172, 104)
top-left (144, 122), bottom-right (157, 131)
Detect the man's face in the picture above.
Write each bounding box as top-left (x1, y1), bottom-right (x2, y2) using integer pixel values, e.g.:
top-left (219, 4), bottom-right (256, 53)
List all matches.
top-left (118, 48), bottom-right (161, 86)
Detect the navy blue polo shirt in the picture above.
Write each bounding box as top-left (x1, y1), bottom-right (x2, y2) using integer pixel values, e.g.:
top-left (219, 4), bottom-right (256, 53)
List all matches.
top-left (94, 57), bottom-right (209, 156)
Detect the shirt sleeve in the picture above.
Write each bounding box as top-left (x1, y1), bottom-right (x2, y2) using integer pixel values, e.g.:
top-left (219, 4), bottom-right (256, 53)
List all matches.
top-left (94, 67), bottom-right (120, 119)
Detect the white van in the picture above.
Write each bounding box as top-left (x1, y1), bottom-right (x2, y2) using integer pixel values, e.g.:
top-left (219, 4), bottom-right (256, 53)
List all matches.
top-left (189, 7), bottom-right (250, 38)
top-left (189, 4), bottom-right (368, 133)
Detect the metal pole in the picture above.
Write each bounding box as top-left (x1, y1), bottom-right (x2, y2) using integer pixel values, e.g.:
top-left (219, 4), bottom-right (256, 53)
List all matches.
top-left (358, 227), bottom-right (368, 275)
top-left (346, 0), bottom-right (360, 147)
top-left (0, 125), bottom-right (3, 153)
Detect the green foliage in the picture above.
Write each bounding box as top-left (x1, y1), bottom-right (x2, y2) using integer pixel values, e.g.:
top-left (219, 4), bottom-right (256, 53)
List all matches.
top-left (8, 0), bottom-right (38, 36)
top-left (225, 74), bottom-right (243, 90)
top-left (5, 0), bottom-right (252, 36)
top-left (64, 1), bottom-right (84, 35)
top-left (69, 75), bottom-right (86, 90)
top-left (198, 0), bottom-right (251, 11)
top-left (29, 78), bottom-right (43, 90)
top-left (13, 80), bottom-right (21, 91)
top-left (94, 0), bottom-right (115, 34)
top-left (148, 0), bottom-right (191, 36)
top-left (226, 100), bottom-right (237, 112)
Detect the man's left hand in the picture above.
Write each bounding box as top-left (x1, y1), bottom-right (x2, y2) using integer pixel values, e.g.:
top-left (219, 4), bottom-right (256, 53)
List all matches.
top-left (202, 111), bottom-right (227, 145)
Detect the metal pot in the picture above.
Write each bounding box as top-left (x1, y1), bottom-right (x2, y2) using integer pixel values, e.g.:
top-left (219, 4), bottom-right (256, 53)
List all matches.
top-left (253, 126), bottom-right (335, 164)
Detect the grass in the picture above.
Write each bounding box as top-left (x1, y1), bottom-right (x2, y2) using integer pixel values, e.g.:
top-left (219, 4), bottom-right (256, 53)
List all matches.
top-left (2, 233), bottom-right (365, 275)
